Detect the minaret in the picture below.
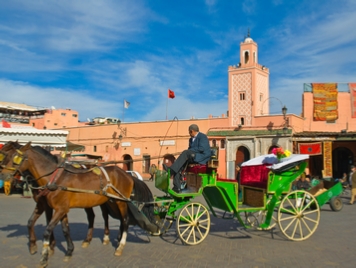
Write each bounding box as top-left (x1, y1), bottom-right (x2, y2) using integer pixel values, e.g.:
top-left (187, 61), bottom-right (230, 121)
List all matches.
top-left (228, 31), bottom-right (270, 127)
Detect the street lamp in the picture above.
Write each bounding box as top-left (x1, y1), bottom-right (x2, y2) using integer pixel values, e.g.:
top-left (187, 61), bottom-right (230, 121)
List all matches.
top-left (282, 106), bottom-right (287, 116)
top-left (282, 106), bottom-right (289, 134)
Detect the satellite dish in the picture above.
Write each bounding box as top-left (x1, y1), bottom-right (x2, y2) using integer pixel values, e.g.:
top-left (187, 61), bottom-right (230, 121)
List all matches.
top-left (87, 118), bottom-right (91, 122)
top-left (51, 106), bottom-right (56, 110)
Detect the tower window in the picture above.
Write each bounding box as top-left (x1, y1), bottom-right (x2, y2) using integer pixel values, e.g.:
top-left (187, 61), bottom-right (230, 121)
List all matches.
top-left (240, 93), bottom-right (245, 100)
top-left (240, 118), bottom-right (245, 125)
top-left (244, 51), bottom-right (249, 64)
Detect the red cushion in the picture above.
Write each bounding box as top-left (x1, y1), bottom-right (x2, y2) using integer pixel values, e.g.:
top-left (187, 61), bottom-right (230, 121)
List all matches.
top-left (186, 164), bottom-right (207, 174)
top-left (240, 164), bottom-right (270, 188)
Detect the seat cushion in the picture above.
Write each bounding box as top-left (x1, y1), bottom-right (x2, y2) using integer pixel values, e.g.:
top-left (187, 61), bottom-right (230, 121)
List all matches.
top-left (186, 164), bottom-right (207, 174)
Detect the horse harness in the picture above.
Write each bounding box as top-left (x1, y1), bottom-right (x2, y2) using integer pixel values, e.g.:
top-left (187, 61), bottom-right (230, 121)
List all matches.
top-left (4, 150), bottom-right (132, 203)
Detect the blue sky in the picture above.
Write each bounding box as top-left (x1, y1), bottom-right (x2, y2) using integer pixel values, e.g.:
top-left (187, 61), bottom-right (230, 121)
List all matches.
top-left (1, 0), bottom-right (355, 123)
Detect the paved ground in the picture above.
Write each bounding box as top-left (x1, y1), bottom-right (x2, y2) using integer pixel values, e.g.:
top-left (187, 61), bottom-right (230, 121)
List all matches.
top-left (0, 182), bottom-right (355, 268)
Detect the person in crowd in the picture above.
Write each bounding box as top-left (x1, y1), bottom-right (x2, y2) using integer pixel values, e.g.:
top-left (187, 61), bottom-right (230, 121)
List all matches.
top-left (349, 165), bottom-right (355, 187)
top-left (148, 164), bottom-right (157, 182)
top-left (296, 172), bottom-right (310, 190)
top-left (335, 172), bottom-right (349, 187)
top-left (163, 124), bottom-right (211, 193)
top-left (350, 166), bottom-right (356, 204)
top-left (236, 163), bottom-right (242, 194)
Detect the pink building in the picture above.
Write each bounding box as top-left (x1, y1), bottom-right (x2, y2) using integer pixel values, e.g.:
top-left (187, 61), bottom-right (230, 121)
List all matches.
top-left (2, 33), bottom-right (356, 181)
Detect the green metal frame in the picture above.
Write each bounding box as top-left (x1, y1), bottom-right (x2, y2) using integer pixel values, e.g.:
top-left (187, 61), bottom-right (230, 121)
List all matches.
top-left (154, 160), bottom-right (310, 230)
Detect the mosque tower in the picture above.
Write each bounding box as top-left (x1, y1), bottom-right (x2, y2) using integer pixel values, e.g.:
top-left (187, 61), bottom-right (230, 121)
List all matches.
top-left (228, 30), bottom-right (270, 127)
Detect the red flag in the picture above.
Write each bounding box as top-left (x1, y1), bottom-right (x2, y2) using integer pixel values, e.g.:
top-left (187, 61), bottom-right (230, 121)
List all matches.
top-left (168, 89), bottom-right (175, 99)
top-left (2, 119), bottom-right (11, 128)
top-left (298, 142), bottom-right (322, 155)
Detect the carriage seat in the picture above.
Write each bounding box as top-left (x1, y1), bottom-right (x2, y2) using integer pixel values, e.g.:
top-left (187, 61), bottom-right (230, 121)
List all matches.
top-left (186, 163), bottom-right (208, 174)
top-left (239, 164), bottom-right (270, 189)
top-left (185, 147), bottom-right (219, 174)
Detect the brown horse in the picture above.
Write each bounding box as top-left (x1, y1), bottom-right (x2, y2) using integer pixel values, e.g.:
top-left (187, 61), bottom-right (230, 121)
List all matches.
top-left (0, 141), bottom-right (111, 256)
top-left (1, 142), bottom-right (158, 267)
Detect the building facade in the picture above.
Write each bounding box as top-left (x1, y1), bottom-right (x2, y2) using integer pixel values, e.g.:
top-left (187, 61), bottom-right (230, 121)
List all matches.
top-left (2, 34), bottom-right (356, 181)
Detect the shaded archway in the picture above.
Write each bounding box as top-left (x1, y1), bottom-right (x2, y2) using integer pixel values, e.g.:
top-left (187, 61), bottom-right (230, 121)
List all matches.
top-left (333, 147), bottom-right (353, 178)
top-left (235, 146), bottom-right (250, 165)
top-left (122, 154), bottom-right (133, 171)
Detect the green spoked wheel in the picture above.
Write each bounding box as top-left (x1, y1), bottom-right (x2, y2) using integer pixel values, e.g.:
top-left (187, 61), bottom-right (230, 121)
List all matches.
top-left (278, 190), bottom-right (320, 241)
top-left (176, 202), bottom-right (210, 245)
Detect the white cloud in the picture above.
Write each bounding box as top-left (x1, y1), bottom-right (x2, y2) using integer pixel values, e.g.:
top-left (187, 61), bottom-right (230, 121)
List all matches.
top-left (0, 79), bottom-right (120, 121)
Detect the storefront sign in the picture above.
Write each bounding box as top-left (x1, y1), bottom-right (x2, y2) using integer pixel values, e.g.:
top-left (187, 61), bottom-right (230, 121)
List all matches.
top-left (159, 140), bottom-right (175, 146)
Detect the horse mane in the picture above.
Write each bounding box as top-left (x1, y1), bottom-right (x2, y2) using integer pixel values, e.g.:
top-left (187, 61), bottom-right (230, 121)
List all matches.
top-left (2, 141), bottom-right (22, 150)
top-left (32, 146), bottom-right (58, 164)
top-left (130, 176), bottom-right (157, 225)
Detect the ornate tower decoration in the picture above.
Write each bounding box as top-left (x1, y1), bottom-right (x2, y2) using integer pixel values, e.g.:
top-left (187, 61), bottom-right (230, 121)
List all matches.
top-left (228, 30), bottom-right (270, 127)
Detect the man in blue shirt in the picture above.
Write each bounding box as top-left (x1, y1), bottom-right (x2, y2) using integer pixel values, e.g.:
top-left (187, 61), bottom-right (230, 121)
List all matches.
top-left (164, 124), bottom-right (211, 193)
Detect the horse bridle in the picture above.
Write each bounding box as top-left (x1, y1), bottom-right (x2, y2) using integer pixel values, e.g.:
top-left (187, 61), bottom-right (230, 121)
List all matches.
top-left (0, 151), bottom-right (9, 166)
top-left (2, 149), bottom-right (60, 183)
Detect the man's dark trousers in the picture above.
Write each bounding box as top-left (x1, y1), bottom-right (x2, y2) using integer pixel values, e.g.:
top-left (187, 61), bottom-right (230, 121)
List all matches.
top-left (170, 149), bottom-right (194, 189)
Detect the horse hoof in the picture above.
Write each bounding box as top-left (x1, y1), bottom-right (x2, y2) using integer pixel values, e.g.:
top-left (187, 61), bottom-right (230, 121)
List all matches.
top-left (82, 241), bottom-right (90, 248)
top-left (49, 249), bottom-right (55, 256)
top-left (29, 245), bottom-right (38, 255)
top-left (114, 250), bottom-right (122, 256)
top-left (40, 258), bottom-right (48, 267)
top-left (102, 239), bottom-right (110, 246)
top-left (63, 255), bottom-right (72, 262)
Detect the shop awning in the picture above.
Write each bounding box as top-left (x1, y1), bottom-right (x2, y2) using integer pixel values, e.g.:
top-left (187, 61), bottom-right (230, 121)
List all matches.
top-left (55, 141), bottom-right (85, 151)
top-left (0, 125), bottom-right (68, 147)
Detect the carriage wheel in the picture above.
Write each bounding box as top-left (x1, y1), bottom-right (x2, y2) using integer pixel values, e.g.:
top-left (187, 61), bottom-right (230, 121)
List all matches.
top-left (278, 190), bottom-right (320, 241)
top-left (329, 196), bottom-right (343, 212)
top-left (4, 180), bottom-right (12, 196)
top-left (176, 202), bottom-right (210, 245)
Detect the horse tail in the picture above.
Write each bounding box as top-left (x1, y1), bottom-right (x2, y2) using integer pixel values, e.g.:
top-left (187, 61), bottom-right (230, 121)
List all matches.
top-left (129, 176), bottom-right (159, 233)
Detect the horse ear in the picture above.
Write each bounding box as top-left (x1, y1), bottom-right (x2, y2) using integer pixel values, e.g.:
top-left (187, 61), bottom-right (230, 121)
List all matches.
top-left (23, 141), bottom-right (31, 150)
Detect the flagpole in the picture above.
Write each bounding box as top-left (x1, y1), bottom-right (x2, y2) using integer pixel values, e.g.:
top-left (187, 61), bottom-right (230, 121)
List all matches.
top-left (123, 100), bottom-right (125, 122)
top-left (166, 97), bottom-right (168, 120)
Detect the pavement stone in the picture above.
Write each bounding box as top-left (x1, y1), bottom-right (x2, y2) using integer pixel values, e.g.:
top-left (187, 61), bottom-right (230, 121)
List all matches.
top-left (0, 182), bottom-right (355, 268)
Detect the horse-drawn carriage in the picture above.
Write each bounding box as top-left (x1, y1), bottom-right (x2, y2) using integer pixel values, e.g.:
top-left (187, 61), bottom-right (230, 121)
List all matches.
top-left (153, 152), bottom-right (344, 244)
top-left (0, 141), bottom-right (344, 267)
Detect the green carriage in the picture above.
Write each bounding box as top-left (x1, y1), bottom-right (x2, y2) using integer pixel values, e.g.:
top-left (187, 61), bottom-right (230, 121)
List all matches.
top-left (153, 153), bottom-right (343, 245)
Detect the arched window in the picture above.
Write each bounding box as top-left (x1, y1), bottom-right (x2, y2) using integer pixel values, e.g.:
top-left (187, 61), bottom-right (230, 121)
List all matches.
top-left (212, 139), bottom-right (217, 147)
top-left (240, 117), bottom-right (245, 125)
top-left (220, 139), bottom-right (225, 149)
top-left (244, 51), bottom-right (249, 64)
